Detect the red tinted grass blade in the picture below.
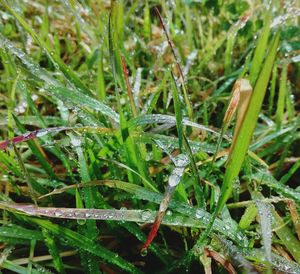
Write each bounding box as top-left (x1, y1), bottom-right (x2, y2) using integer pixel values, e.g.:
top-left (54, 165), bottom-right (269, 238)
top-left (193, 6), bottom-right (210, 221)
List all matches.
top-left (0, 127), bottom-right (70, 151)
top-left (0, 140), bottom-right (9, 150)
top-left (141, 215), bottom-right (162, 255)
top-left (141, 185), bottom-right (175, 254)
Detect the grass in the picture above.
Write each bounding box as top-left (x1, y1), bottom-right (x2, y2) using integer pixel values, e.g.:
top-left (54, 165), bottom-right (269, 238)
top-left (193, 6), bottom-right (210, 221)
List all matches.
top-left (0, 0), bottom-right (299, 273)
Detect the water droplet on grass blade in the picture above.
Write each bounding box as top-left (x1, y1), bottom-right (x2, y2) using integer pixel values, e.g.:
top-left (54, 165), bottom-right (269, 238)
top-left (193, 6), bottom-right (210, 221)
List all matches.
top-left (172, 154), bottom-right (189, 167)
top-left (166, 210), bottom-right (172, 216)
top-left (70, 136), bottom-right (82, 147)
top-left (141, 210), bottom-right (152, 222)
top-left (54, 211), bottom-right (62, 217)
top-left (168, 172), bottom-right (181, 187)
top-left (77, 219), bottom-right (86, 225)
top-left (140, 247), bottom-right (148, 257)
top-left (36, 129), bottom-right (49, 138)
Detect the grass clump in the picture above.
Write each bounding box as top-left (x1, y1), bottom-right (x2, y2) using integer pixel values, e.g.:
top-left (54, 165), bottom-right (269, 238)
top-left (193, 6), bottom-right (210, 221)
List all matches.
top-left (0, 0), bottom-right (300, 273)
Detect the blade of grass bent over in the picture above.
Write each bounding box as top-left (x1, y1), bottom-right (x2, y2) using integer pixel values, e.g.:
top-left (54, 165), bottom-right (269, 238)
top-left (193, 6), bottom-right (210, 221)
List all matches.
top-left (209, 79), bottom-right (252, 174)
top-left (193, 32), bottom-right (280, 253)
top-left (228, 79), bottom-right (253, 162)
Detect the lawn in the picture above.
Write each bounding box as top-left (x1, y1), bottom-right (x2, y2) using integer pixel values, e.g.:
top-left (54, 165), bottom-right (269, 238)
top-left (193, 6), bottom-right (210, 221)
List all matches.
top-left (0, 0), bottom-right (299, 273)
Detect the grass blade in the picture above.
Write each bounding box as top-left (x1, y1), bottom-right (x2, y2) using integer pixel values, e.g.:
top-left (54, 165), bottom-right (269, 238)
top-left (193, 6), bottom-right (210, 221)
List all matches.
top-left (28, 217), bottom-right (141, 273)
top-left (194, 32), bottom-right (280, 250)
top-left (275, 62), bottom-right (288, 129)
top-left (249, 4), bottom-right (272, 85)
top-left (170, 71), bottom-right (184, 151)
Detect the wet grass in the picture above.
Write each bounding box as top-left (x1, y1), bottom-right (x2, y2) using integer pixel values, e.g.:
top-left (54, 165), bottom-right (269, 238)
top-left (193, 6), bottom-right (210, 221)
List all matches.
top-left (0, 0), bottom-right (299, 273)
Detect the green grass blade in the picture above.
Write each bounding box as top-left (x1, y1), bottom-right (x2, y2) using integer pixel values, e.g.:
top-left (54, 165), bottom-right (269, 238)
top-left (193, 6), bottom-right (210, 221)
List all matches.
top-left (275, 62), bottom-right (288, 129)
top-left (48, 86), bottom-right (119, 123)
top-left (194, 32), bottom-right (280, 249)
top-left (0, 224), bottom-right (43, 242)
top-left (280, 159), bottom-right (300, 184)
top-left (249, 5), bottom-right (272, 85)
top-left (100, 180), bottom-right (248, 246)
top-left (254, 172), bottom-right (300, 205)
top-left (218, 32), bottom-right (280, 214)
top-left (239, 203), bottom-right (257, 230)
top-left (144, 0), bottom-right (151, 41)
top-left (27, 217), bottom-right (142, 274)
top-left (170, 71), bottom-right (184, 151)
top-left (268, 63), bottom-right (278, 114)
top-left (1, 260), bottom-right (41, 274)
top-left (13, 115), bottom-right (57, 179)
top-left (96, 49), bottom-right (106, 100)
top-left (42, 228), bottom-right (66, 274)
top-left (272, 210), bottom-right (300, 263)
top-left (182, 134), bottom-right (205, 208)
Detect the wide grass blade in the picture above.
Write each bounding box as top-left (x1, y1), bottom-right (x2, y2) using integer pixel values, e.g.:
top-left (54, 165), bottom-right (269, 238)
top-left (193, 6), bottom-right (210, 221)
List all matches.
top-left (194, 32), bottom-right (280, 249)
top-left (217, 32), bottom-right (280, 216)
top-left (48, 86), bottom-right (119, 124)
top-left (249, 4), bottom-right (272, 85)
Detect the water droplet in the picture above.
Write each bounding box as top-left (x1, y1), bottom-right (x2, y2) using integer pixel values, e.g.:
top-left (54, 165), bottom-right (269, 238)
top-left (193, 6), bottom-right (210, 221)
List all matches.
top-left (168, 173), bottom-right (181, 187)
top-left (77, 219), bottom-right (86, 225)
top-left (141, 210), bottom-right (152, 221)
top-left (225, 224), bottom-right (231, 230)
top-left (140, 248), bottom-right (148, 257)
top-left (173, 154), bottom-right (189, 167)
top-left (36, 129), bottom-right (49, 137)
top-left (120, 98), bottom-right (126, 105)
top-left (70, 136), bottom-right (82, 147)
top-left (195, 209), bottom-right (204, 219)
top-left (54, 211), bottom-right (62, 217)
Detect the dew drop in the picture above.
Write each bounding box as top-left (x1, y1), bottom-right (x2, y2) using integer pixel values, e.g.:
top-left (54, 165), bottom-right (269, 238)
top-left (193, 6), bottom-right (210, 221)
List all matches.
top-left (166, 210), bottom-right (172, 216)
top-left (54, 211), bottom-right (62, 217)
top-left (141, 210), bottom-right (152, 221)
top-left (195, 209), bottom-right (204, 219)
top-left (140, 248), bottom-right (148, 257)
top-left (36, 129), bottom-right (49, 138)
top-left (70, 136), bottom-right (82, 147)
top-left (77, 219), bottom-right (86, 225)
top-left (168, 173), bottom-right (181, 187)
